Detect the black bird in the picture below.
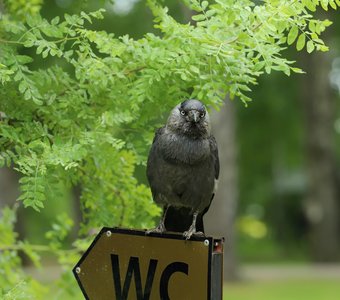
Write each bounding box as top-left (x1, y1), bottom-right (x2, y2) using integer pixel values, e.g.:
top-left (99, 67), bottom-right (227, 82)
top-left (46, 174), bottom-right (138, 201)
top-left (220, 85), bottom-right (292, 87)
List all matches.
top-left (146, 99), bottom-right (219, 239)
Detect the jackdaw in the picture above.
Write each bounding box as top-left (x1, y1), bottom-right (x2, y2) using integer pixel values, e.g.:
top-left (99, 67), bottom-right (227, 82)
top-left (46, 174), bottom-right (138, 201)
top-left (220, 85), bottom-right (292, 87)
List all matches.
top-left (146, 99), bottom-right (219, 239)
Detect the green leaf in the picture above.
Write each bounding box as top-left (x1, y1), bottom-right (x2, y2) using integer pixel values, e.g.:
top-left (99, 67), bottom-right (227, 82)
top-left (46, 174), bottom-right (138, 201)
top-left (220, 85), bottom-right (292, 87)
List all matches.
top-left (304, 0), bottom-right (317, 11)
top-left (192, 14), bottom-right (206, 21)
top-left (323, 19), bottom-right (333, 27)
top-left (81, 11), bottom-right (92, 23)
top-left (189, 65), bottom-right (200, 74)
top-left (287, 26), bottom-right (299, 45)
top-left (266, 22), bottom-right (276, 32)
top-left (254, 61), bottom-right (265, 71)
top-left (42, 49), bottom-right (49, 58)
top-left (13, 71), bottom-right (22, 81)
top-left (321, 0), bottom-right (329, 10)
top-left (51, 16), bottom-right (60, 25)
top-left (32, 96), bottom-right (43, 105)
top-left (26, 14), bottom-right (37, 27)
top-left (296, 34), bottom-right (306, 51)
top-left (205, 9), bottom-right (216, 17)
top-left (291, 67), bottom-right (305, 74)
top-left (41, 24), bottom-right (63, 38)
top-left (201, 1), bottom-right (209, 10)
top-left (309, 21), bottom-right (316, 32)
top-left (89, 9), bottom-right (105, 19)
top-left (306, 40), bottom-right (315, 53)
top-left (318, 44), bottom-right (329, 52)
top-left (23, 39), bottom-right (35, 47)
top-left (64, 13), bottom-right (72, 24)
top-left (16, 55), bottom-right (33, 64)
top-left (18, 81), bottom-right (27, 93)
top-left (180, 73), bottom-right (188, 81)
top-left (329, 0), bottom-right (337, 9)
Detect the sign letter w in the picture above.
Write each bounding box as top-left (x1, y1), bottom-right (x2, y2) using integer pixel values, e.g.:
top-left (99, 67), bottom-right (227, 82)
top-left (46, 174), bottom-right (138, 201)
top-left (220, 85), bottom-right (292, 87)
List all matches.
top-left (111, 254), bottom-right (158, 300)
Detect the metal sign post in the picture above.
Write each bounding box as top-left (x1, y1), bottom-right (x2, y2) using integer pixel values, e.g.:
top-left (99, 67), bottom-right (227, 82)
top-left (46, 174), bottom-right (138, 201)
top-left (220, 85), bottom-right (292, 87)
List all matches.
top-left (73, 227), bottom-right (223, 300)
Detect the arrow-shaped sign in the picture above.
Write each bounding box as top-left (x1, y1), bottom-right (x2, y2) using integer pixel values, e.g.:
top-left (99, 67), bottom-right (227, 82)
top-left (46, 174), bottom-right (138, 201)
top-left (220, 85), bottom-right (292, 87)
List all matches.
top-left (73, 227), bottom-right (223, 300)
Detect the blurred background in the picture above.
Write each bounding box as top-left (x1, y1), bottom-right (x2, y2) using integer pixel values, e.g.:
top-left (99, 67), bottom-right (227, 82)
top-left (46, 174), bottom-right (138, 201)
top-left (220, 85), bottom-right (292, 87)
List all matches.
top-left (0, 1), bottom-right (339, 299)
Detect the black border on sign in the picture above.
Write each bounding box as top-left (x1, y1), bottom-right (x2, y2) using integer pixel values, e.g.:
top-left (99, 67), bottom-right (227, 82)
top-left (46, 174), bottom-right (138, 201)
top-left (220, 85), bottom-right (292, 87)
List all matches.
top-left (72, 227), bottom-right (214, 300)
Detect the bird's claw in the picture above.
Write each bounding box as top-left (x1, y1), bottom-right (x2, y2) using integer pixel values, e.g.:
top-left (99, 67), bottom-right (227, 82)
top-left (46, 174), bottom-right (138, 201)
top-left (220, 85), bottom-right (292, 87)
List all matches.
top-left (183, 230), bottom-right (205, 240)
top-left (183, 224), bottom-right (197, 239)
top-left (146, 223), bottom-right (166, 235)
top-left (183, 230), bottom-right (194, 240)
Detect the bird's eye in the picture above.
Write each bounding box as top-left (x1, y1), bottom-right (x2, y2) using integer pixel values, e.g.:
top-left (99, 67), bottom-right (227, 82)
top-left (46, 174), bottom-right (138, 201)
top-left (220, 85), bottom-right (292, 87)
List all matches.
top-left (180, 110), bottom-right (186, 116)
top-left (200, 112), bottom-right (205, 118)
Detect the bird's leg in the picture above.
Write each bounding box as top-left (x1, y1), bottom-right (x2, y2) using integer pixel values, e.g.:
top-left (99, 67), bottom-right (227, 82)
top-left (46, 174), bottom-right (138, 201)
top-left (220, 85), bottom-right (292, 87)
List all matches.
top-left (146, 205), bottom-right (169, 234)
top-left (183, 210), bottom-right (204, 240)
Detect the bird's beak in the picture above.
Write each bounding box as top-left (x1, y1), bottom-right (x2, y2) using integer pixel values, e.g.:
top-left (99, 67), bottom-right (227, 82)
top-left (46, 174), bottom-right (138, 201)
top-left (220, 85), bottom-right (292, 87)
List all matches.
top-left (188, 110), bottom-right (200, 123)
top-left (194, 113), bottom-right (198, 123)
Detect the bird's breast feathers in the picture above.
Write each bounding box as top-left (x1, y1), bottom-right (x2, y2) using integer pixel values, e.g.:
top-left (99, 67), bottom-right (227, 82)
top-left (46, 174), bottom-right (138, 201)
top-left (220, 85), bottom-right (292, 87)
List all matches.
top-left (157, 129), bottom-right (211, 165)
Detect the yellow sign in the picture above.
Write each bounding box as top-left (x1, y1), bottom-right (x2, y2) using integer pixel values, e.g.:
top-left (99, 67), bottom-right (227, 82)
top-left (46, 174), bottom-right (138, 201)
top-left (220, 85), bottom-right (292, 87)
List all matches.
top-left (73, 228), bottom-right (223, 300)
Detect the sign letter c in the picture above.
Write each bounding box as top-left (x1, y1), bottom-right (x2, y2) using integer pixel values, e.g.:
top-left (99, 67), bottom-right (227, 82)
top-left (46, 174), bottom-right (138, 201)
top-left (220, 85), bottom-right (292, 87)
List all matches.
top-left (159, 262), bottom-right (189, 300)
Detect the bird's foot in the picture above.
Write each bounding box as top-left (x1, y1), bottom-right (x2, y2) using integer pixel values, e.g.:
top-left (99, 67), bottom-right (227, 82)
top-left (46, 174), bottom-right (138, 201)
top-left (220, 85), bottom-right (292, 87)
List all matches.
top-left (183, 229), bottom-right (205, 240)
top-left (146, 222), bottom-right (166, 235)
top-left (183, 225), bottom-right (198, 240)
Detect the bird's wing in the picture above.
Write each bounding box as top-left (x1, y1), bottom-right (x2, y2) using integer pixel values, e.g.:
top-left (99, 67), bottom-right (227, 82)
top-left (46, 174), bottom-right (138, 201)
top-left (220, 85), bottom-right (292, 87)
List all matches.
top-left (152, 126), bottom-right (164, 144)
top-left (209, 135), bottom-right (220, 180)
top-left (147, 126), bottom-right (164, 167)
top-left (196, 134), bottom-right (219, 232)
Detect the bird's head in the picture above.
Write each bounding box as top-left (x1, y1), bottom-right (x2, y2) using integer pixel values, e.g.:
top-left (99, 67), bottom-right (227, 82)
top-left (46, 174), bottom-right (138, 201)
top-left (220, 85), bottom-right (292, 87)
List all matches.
top-left (166, 99), bottom-right (211, 138)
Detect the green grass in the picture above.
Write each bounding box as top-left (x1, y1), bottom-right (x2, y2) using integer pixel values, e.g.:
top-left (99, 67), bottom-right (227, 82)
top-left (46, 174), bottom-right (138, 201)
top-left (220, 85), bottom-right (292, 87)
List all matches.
top-left (50, 279), bottom-right (340, 300)
top-left (224, 279), bottom-right (340, 300)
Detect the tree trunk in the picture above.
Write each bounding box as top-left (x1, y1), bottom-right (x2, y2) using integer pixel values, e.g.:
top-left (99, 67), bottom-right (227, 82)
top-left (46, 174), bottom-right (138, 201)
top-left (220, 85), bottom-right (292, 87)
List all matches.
top-left (205, 99), bottom-right (239, 280)
top-left (300, 23), bottom-right (339, 261)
